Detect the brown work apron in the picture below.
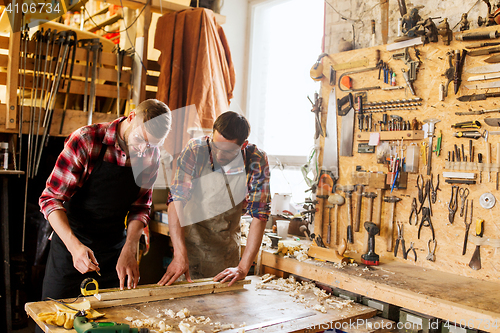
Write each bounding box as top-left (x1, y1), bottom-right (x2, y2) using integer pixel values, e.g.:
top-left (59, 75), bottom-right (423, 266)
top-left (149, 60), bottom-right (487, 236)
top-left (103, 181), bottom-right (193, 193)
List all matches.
top-left (181, 146), bottom-right (247, 279)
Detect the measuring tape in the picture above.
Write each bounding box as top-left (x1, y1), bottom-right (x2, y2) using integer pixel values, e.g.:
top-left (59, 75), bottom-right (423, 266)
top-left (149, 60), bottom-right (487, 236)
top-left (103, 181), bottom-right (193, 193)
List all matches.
top-left (80, 277), bottom-right (99, 297)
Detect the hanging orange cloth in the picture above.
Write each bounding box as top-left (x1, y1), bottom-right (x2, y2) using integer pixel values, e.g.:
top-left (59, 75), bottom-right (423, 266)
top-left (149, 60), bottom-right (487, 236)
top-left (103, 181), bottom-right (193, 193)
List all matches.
top-left (154, 8), bottom-right (235, 158)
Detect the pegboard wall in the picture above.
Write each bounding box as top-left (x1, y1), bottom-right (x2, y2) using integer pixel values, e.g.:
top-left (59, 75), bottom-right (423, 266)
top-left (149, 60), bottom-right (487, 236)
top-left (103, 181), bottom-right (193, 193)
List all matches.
top-left (317, 25), bottom-right (500, 283)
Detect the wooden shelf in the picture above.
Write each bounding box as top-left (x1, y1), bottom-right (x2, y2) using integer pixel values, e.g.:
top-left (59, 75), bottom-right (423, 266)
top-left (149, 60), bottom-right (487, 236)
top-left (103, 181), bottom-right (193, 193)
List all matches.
top-left (256, 248), bottom-right (500, 331)
top-left (356, 130), bottom-right (425, 141)
top-left (88, 13), bottom-right (123, 33)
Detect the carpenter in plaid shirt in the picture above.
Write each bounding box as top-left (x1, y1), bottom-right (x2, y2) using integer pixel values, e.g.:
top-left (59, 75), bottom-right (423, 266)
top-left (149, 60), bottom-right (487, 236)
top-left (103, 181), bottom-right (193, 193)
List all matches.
top-left (159, 111), bottom-right (270, 286)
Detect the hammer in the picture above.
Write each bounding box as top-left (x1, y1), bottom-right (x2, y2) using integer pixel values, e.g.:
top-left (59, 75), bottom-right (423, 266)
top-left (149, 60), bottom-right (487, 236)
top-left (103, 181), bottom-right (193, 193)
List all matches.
top-left (338, 185), bottom-right (355, 244)
top-left (328, 192), bottom-right (345, 245)
top-left (361, 192), bottom-right (377, 253)
top-left (354, 184), bottom-right (364, 232)
top-left (384, 196), bottom-right (401, 252)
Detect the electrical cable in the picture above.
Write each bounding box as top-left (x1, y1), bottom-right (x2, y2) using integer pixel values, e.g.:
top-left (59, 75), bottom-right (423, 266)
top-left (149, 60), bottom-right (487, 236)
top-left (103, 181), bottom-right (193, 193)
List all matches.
top-left (83, 0), bottom-right (151, 34)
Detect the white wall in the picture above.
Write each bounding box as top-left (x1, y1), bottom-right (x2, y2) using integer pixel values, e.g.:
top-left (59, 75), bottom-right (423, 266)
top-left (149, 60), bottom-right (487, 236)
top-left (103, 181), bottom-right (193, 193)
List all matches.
top-left (220, 0), bottom-right (249, 116)
top-left (325, 0), bottom-right (492, 53)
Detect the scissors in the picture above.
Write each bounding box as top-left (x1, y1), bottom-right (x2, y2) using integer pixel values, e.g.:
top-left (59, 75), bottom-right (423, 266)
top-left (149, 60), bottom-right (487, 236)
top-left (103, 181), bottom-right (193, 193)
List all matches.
top-left (458, 187), bottom-right (469, 218)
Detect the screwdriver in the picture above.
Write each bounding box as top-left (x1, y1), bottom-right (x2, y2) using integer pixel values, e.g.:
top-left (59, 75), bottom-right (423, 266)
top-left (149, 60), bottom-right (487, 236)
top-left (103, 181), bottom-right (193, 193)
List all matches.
top-left (478, 153), bottom-right (483, 183)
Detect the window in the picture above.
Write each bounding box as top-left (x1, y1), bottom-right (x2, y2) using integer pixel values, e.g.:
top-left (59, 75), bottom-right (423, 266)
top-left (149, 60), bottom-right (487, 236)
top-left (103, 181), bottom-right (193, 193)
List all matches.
top-left (247, 0), bottom-right (324, 204)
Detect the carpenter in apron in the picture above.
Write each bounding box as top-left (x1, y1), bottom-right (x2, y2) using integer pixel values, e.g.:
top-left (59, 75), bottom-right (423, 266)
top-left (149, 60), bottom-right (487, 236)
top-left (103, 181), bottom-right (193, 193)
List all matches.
top-left (182, 139), bottom-right (248, 279)
top-left (41, 144), bottom-right (141, 300)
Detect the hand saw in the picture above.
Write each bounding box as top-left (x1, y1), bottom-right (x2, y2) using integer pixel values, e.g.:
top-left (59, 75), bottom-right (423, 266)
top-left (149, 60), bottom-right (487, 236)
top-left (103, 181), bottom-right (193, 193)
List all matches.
top-left (323, 87), bottom-right (339, 180)
top-left (337, 93), bottom-right (355, 157)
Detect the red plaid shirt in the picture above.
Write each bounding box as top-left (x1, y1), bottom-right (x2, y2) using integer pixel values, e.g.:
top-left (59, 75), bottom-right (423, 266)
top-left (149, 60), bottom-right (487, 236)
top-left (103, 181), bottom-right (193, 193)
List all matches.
top-left (39, 117), bottom-right (159, 226)
top-left (168, 136), bottom-right (271, 221)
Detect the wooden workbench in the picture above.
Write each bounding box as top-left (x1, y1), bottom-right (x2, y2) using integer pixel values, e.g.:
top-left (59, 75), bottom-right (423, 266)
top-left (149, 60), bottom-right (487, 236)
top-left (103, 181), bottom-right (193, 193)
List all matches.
top-left (25, 276), bottom-right (378, 333)
top-left (259, 248), bottom-right (500, 332)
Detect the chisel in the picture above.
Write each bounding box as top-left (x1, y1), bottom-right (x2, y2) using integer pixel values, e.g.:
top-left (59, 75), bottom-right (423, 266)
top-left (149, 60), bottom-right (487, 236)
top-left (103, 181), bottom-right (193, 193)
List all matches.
top-left (468, 218), bottom-right (484, 270)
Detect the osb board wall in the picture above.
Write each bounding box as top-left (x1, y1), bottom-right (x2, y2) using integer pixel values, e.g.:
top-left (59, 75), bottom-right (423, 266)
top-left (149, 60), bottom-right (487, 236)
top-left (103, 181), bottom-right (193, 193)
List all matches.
top-left (317, 25), bottom-right (500, 282)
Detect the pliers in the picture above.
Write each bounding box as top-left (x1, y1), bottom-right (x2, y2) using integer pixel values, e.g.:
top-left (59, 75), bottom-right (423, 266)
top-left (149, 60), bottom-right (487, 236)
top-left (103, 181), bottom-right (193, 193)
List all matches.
top-left (394, 222), bottom-right (407, 259)
top-left (406, 242), bottom-right (417, 262)
top-left (430, 174), bottom-right (440, 204)
top-left (409, 197), bottom-right (418, 226)
top-left (448, 185), bottom-right (459, 224)
top-left (418, 207), bottom-right (435, 240)
top-left (426, 239), bottom-right (437, 262)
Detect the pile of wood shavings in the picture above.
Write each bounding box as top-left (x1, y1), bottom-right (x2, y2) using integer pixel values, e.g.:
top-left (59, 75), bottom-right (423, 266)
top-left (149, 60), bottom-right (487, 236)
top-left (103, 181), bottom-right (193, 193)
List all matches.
top-left (256, 275), bottom-right (353, 313)
top-left (125, 307), bottom-right (241, 333)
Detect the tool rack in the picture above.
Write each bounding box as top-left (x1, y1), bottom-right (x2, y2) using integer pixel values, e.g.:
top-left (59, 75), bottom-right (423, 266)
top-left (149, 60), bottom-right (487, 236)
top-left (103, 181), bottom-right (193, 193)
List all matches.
top-left (0, 33), bottom-right (133, 137)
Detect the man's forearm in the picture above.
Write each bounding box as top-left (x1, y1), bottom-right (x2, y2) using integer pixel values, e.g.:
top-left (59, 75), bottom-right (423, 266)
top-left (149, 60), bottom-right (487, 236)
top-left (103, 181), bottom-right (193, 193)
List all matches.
top-left (168, 201), bottom-right (188, 258)
top-left (123, 220), bottom-right (144, 253)
top-left (47, 209), bottom-right (81, 254)
top-left (239, 217), bottom-right (266, 274)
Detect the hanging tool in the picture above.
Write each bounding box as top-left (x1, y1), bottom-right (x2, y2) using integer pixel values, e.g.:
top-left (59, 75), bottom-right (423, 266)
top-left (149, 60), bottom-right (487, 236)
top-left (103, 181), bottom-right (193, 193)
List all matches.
top-left (34, 31), bottom-right (77, 176)
top-left (497, 143), bottom-right (500, 190)
top-left (357, 95), bottom-right (364, 132)
top-left (486, 142), bottom-right (492, 182)
top-left (467, 45), bottom-right (500, 56)
top-left (484, 117), bottom-right (500, 126)
top-left (327, 191), bottom-right (344, 246)
top-left (423, 118), bottom-right (441, 175)
top-left (465, 80), bottom-right (500, 90)
top-left (394, 221), bottom-right (407, 259)
top-left (448, 185), bottom-right (459, 224)
top-left (465, 41), bottom-right (500, 49)
top-left (426, 239), bottom-right (437, 262)
top-left (361, 191), bottom-right (377, 254)
top-left (454, 49), bottom-right (467, 94)
top-left (354, 184), bottom-right (364, 232)
top-left (468, 218), bottom-right (484, 270)
top-left (455, 108), bottom-right (500, 115)
top-left (442, 51), bottom-right (455, 98)
top-left (58, 32), bottom-right (79, 136)
top-left (418, 207), bottom-right (435, 240)
top-left (452, 121), bottom-right (481, 129)
top-left (433, 130), bottom-right (442, 157)
top-left (458, 91), bottom-right (500, 102)
top-left (384, 196), bottom-right (401, 252)
top-left (459, 187), bottom-right (470, 217)
top-left (462, 199), bottom-right (472, 255)
top-left (323, 87), bottom-right (339, 182)
top-left (430, 174), bottom-right (440, 204)
top-left (455, 30), bottom-right (499, 41)
top-left (406, 242), bottom-right (417, 262)
top-left (18, 24), bottom-right (29, 171)
top-left (467, 73), bottom-right (500, 81)
top-left (409, 197), bottom-right (418, 225)
top-left (337, 67), bottom-right (382, 92)
top-left (337, 93), bottom-right (355, 157)
top-left (454, 131), bottom-right (483, 139)
top-left (478, 153), bottom-right (483, 183)
top-left (479, 192), bottom-right (496, 209)
top-left (308, 92), bottom-right (324, 139)
top-left (484, 53), bottom-right (500, 62)
top-left (465, 63), bottom-right (500, 74)
top-left (338, 185), bottom-right (355, 244)
top-left (361, 222), bottom-right (380, 266)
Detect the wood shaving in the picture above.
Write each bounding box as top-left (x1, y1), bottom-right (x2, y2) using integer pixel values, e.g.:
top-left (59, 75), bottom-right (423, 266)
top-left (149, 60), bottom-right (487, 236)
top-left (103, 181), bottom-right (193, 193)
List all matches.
top-left (256, 276), bottom-right (354, 312)
top-left (176, 308), bottom-right (191, 319)
top-left (125, 317), bottom-right (133, 321)
top-left (179, 322), bottom-right (196, 333)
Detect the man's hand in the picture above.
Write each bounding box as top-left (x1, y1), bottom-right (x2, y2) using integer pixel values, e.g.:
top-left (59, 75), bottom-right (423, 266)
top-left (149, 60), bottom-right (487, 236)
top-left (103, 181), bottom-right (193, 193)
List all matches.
top-left (69, 243), bottom-right (100, 274)
top-left (158, 255), bottom-right (192, 286)
top-left (213, 267), bottom-right (247, 287)
top-left (116, 245), bottom-right (140, 290)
